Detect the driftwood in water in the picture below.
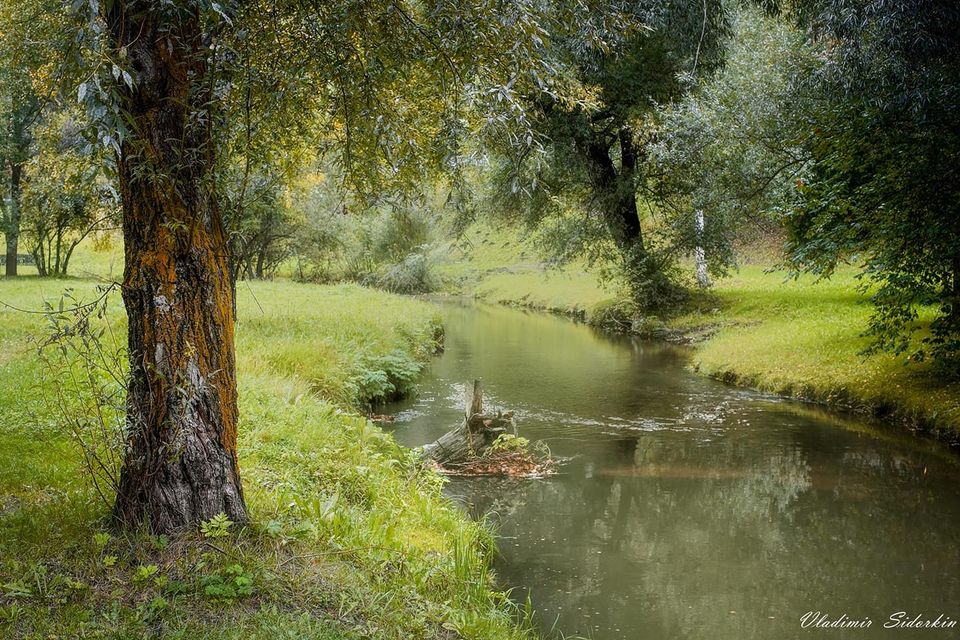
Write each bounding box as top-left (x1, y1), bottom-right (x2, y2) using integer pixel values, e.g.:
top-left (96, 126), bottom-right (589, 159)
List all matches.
top-left (420, 380), bottom-right (515, 465)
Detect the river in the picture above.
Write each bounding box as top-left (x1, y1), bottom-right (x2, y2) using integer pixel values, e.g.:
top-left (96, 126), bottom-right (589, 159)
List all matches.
top-left (386, 302), bottom-right (960, 639)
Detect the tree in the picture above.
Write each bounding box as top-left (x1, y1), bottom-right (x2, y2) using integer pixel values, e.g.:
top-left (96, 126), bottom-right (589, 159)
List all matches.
top-left (0, 7), bottom-right (42, 277)
top-left (647, 7), bottom-right (813, 280)
top-left (491, 0), bottom-right (728, 310)
top-left (22, 111), bottom-right (116, 277)
top-left (64, 0), bottom-right (543, 532)
top-left (225, 172), bottom-right (298, 281)
top-left (783, 0), bottom-right (960, 372)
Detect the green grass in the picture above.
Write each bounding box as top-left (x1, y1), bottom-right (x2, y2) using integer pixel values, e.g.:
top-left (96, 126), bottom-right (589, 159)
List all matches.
top-left (669, 266), bottom-right (960, 439)
top-left (435, 224), bottom-right (619, 318)
top-left (437, 228), bottom-right (960, 441)
top-left (0, 276), bottom-right (534, 639)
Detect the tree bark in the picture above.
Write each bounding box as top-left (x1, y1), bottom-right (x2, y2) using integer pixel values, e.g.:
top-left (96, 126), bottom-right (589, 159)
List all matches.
top-left (107, 5), bottom-right (247, 532)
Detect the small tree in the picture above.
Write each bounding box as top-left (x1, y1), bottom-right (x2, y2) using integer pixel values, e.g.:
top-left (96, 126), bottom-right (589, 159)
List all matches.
top-left (23, 112), bottom-right (117, 277)
top-left (225, 173), bottom-right (298, 281)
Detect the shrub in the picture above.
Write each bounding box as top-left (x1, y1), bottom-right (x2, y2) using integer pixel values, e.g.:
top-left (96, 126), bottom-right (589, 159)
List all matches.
top-left (375, 252), bottom-right (441, 295)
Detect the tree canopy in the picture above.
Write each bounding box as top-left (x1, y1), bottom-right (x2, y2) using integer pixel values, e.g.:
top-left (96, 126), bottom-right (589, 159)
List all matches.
top-left (489, 0), bottom-right (730, 310)
top-left (783, 0), bottom-right (960, 370)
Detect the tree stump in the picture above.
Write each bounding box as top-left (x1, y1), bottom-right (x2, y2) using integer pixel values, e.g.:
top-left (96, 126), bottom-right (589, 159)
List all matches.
top-left (420, 380), bottom-right (515, 466)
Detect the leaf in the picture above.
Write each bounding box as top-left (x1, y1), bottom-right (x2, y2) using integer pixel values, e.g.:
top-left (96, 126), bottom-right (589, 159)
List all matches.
top-left (77, 83), bottom-right (87, 103)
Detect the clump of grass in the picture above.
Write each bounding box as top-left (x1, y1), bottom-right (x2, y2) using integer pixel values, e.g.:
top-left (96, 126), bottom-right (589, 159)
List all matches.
top-left (375, 252), bottom-right (442, 295)
top-left (0, 277), bottom-right (535, 639)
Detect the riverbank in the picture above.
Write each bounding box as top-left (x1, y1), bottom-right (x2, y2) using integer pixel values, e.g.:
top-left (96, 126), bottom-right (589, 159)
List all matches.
top-left (0, 277), bottom-right (533, 639)
top-left (438, 226), bottom-right (960, 445)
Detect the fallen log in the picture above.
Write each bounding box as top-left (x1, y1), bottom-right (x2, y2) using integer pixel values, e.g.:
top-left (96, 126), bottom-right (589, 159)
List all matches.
top-left (420, 380), bottom-right (516, 466)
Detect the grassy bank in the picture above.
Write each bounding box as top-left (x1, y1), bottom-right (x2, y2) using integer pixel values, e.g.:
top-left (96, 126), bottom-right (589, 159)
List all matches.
top-left (0, 276), bottom-right (533, 639)
top-left (671, 267), bottom-right (960, 442)
top-left (440, 228), bottom-right (960, 443)
top-left (436, 224), bottom-right (619, 318)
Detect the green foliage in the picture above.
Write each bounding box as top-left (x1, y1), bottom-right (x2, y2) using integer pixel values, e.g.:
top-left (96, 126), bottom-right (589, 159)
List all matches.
top-left (486, 0), bottom-right (730, 310)
top-left (289, 177), bottom-right (447, 295)
top-left (0, 0), bottom-right (53, 274)
top-left (649, 7), bottom-right (811, 276)
top-left (376, 252), bottom-right (441, 295)
top-left (782, 0), bottom-right (960, 375)
top-left (21, 109), bottom-right (118, 277)
top-left (200, 513), bottom-right (234, 539)
top-left (225, 173), bottom-right (300, 281)
top-left (353, 350), bottom-right (423, 406)
top-left (35, 285), bottom-right (126, 507)
top-left (489, 434), bottom-right (529, 454)
top-left (200, 564), bottom-right (254, 602)
top-left (132, 564), bottom-right (159, 584)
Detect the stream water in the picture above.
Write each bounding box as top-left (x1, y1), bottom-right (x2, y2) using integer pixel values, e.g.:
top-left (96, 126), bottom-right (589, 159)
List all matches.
top-left (386, 302), bottom-right (960, 639)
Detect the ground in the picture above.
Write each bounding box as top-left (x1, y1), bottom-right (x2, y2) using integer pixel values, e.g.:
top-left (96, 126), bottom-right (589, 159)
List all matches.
top-left (436, 224), bottom-right (960, 443)
top-left (0, 261), bottom-right (535, 639)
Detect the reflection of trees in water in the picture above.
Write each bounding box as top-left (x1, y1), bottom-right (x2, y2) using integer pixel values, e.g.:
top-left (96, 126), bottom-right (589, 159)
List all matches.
top-left (717, 449), bottom-right (811, 526)
top-left (471, 431), bottom-right (960, 640)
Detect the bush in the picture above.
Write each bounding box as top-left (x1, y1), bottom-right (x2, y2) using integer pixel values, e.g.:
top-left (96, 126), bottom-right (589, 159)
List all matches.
top-left (375, 252), bottom-right (441, 295)
top-left (589, 297), bottom-right (636, 331)
top-left (352, 349), bottom-right (424, 406)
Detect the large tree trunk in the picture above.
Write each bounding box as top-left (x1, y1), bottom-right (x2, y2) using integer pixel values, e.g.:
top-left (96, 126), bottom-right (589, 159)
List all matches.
top-left (581, 128), bottom-right (655, 295)
top-left (581, 127), bottom-right (682, 310)
top-left (4, 162), bottom-right (22, 277)
top-left (108, 5), bottom-right (247, 532)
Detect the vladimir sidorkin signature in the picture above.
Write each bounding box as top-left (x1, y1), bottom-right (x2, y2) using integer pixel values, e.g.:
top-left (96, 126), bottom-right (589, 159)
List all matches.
top-left (801, 611), bottom-right (958, 630)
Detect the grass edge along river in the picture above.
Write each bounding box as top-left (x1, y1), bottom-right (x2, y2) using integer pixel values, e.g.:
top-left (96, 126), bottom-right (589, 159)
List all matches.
top-left (437, 225), bottom-right (960, 445)
top-left (0, 276), bottom-right (536, 639)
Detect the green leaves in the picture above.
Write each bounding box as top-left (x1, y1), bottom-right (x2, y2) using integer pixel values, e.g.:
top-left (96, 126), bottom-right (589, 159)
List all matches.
top-left (200, 564), bottom-right (254, 602)
top-left (200, 513), bottom-right (234, 539)
top-left (783, 1), bottom-right (960, 374)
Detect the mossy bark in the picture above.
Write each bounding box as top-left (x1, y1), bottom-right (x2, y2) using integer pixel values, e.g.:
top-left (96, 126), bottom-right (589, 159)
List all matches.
top-left (108, 5), bottom-right (246, 532)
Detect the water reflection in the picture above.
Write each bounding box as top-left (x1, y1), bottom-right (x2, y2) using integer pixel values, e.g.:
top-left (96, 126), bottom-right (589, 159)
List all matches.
top-left (388, 302), bottom-right (960, 640)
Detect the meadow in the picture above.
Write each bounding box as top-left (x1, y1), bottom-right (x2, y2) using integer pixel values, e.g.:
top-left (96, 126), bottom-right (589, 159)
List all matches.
top-left (0, 264), bottom-right (534, 639)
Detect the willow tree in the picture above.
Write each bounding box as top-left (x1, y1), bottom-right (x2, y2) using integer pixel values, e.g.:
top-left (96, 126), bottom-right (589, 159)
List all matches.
top-left (782, 0), bottom-right (960, 373)
top-left (490, 0), bottom-right (728, 310)
top-left (58, 0), bottom-right (544, 532)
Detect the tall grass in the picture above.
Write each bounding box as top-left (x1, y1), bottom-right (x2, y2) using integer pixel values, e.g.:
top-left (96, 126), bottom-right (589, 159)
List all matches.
top-left (0, 276), bottom-right (534, 639)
